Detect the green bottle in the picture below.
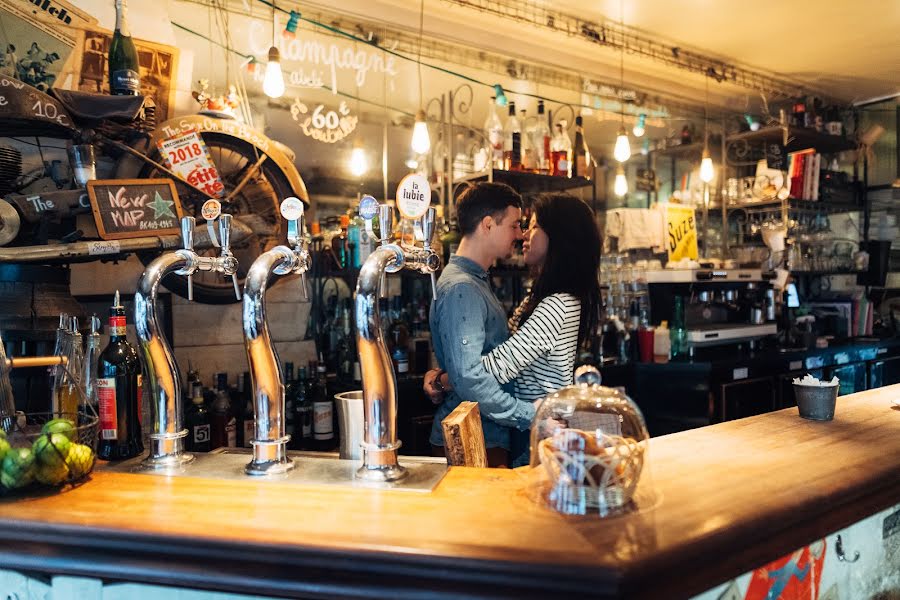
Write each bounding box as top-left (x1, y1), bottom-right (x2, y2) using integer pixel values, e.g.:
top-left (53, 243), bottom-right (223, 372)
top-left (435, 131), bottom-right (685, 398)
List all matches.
top-left (670, 296), bottom-right (688, 359)
top-left (108, 0), bottom-right (141, 96)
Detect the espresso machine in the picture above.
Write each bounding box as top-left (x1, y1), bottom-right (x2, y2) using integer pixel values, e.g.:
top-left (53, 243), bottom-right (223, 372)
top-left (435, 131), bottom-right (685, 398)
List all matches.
top-left (645, 268), bottom-right (777, 355)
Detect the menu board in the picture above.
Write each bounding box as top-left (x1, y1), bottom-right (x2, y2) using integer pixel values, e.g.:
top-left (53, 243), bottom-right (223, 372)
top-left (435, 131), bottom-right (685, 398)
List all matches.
top-left (86, 179), bottom-right (184, 240)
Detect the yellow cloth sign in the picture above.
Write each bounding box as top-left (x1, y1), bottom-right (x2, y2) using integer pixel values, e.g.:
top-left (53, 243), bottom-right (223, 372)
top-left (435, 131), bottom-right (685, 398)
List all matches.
top-left (665, 204), bottom-right (698, 261)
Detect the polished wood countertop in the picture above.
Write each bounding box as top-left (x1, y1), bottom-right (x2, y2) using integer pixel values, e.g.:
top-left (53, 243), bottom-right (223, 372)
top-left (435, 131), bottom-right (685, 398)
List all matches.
top-left (0, 386), bottom-right (898, 599)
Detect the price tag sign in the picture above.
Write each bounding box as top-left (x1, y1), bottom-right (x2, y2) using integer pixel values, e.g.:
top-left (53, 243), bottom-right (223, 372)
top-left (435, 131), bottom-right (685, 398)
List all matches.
top-left (280, 196), bottom-right (305, 220)
top-left (201, 199), bottom-right (221, 220)
top-left (395, 174), bottom-right (430, 220)
top-left (157, 130), bottom-right (225, 198)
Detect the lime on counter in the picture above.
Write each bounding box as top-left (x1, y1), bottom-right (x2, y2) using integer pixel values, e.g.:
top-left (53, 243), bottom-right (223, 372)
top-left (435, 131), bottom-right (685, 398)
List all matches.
top-left (35, 462), bottom-right (69, 486)
top-left (1, 447), bottom-right (35, 489)
top-left (65, 444), bottom-right (95, 480)
top-left (33, 433), bottom-right (72, 469)
top-left (41, 418), bottom-right (77, 441)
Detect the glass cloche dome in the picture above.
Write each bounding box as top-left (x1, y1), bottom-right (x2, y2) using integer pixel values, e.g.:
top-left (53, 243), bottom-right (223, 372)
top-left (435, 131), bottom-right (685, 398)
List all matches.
top-left (529, 365), bottom-right (650, 517)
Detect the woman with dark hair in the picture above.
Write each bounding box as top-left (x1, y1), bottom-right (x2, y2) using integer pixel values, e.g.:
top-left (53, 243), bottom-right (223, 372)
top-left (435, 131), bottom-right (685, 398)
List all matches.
top-left (428, 192), bottom-right (601, 465)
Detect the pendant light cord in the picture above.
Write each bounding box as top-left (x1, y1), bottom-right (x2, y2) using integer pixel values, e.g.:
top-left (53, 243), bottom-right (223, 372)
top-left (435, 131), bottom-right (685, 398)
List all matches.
top-left (619, 0), bottom-right (624, 128)
top-left (704, 73), bottom-right (709, 148)
top-left (418, 0), bottom-right (425, 110)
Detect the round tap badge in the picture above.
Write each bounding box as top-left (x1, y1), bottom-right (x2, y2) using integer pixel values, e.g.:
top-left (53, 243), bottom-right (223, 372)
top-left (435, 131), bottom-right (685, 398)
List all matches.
top-left (395, 174), bottom-right (430, 220)
top-left (359, 194), bottom-right (379, 220)
top-left (201, 199), bottom-right (222, 221)
top-left (280, 197), bottom-right (305, 220)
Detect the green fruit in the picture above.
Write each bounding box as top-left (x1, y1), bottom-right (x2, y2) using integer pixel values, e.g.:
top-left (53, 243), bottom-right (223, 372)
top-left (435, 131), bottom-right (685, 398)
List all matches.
top-left (65, 444), bottom-right (95, 480)
top-left (41, 418), bottom-right (77, 441)
top-left (33, 433), bottom-right (72, 469)
top-left (0, 437), bottom-right (10, 463)
top-left (1, 447), bottom-right (35, 489)
top-left (35, 462), bottom-right (69, 486)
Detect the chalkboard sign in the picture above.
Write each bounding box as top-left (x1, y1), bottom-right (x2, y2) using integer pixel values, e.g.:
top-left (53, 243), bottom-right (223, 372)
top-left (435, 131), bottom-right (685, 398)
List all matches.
top-left (765, 143), bottom-right (787, 170)
top-left (87, 179), bottom-right (184, 240)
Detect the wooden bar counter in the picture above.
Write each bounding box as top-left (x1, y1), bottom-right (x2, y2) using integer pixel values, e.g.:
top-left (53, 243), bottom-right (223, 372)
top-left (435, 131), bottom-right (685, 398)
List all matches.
top-left (0, 386), bottom-right (898, 598)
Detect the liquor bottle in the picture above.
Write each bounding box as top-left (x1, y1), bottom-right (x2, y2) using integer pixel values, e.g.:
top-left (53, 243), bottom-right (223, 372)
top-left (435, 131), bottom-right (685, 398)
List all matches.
top-left (210, 373), bottom-right (236, 449)
top-left (97, 291), bottom-right (144, 460)
top-left (283, 361), bottom-right (296, 442)
top-left (484, 97), bottom-right (504, 170)
top-left (572, 115), bottom-right (590, 179)
top-left (347, 212), bottom-right (362, 269)
top-left (58, 316), bottom-right (84, 417)
top-left (520, 109), bottom-right (535, 172)
top-left (669, 296), bottom-right (687, 360)
top-left (80, 315), bottom-right (101, 418)
top-left (534, 101), bottom-right (552, 174)
top-left (108, 0), bottom-right (141, 96)
top-left (550, 121), bottom-right (572, 177)
top-left (235, 372), bottom-right (253, 448)
top-left (291, 366), bottom-right (311, 450)
top-left (185, 382), bottom-right (211, 452)
top-left (503, 102), bottom-right (522, 171)
top-left (310, 362), bottom-right (334, 451)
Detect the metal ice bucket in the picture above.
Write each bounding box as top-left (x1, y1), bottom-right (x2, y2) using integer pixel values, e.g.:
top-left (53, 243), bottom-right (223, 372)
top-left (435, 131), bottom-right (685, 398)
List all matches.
top-left (794, 383), bottom-right (839, 421)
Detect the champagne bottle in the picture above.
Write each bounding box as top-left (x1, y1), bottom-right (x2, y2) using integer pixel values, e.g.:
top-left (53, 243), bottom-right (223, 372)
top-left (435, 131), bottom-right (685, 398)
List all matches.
top-left (108, 0), bottom-right (141, 96)
top-left (97, 291), bottom-right (144, 460)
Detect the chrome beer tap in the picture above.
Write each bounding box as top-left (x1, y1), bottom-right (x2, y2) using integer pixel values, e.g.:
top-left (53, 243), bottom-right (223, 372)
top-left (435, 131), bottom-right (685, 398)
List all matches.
top-left (242, 197), bottom-right (310, 475)
top-left (135, 214), bottom-right (240, 468)
top-left (355, 199), bottom-right (441, 482)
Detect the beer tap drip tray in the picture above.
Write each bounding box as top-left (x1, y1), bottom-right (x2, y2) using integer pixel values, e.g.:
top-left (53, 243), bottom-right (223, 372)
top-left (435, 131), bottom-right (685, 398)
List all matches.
top-left (102, 447), bottom-right (450, 493)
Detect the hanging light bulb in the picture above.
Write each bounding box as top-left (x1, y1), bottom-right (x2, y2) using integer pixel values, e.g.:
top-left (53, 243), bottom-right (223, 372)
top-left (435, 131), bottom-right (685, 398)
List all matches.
top-left (349, 138), bottom-right (367, 177)
top-left (263, 46), bottom-right (285, 98)
top-left (411, 109), bottom-right (430, 154)
top-left (614, 127), bottom-right (631, 162)
top-left (614, 164), bottom-right (628, 197)
top-left (700, 148), bottom-right (715, 183)
top-left (633, 113), bottom-right (646, 137)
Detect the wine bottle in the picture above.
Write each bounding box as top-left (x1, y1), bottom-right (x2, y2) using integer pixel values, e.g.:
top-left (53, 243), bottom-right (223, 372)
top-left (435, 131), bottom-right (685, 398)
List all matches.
top-left (572, 115), bottom-right (590, 179)
top-left (503, 102), bottom-right (522, 171)
top-left (97, 291), bottom-right (144, 460)
top-left (185, 382), bottom-right (211, 452)
top-left (484, 97), bottom-right (504, 170)
top-left (108, 0), bottom-right (141, 96)
top-left (535, 101), bottom-right (552, 174)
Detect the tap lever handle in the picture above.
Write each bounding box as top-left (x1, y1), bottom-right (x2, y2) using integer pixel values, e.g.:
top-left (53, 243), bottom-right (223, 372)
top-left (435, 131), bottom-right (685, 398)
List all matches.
top-left (218, 214), bottom-right (233, 254)
top-left (231, 273), bottom-right (241, 301)
top-left (286, 218), bottom-right (301, 247)
top-left (422, 207), bottom-right (436, 249)
top-left (180, 216), bottom-right (195, 252)
top-left (300, 272), bottom-right (309, 301)
top-left (378, 204), bottom-right (393, 245)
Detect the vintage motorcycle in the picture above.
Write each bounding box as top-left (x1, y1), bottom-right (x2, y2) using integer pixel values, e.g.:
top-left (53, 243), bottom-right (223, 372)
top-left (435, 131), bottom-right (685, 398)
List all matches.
top-left (0, 74), bottom-right (309, 304)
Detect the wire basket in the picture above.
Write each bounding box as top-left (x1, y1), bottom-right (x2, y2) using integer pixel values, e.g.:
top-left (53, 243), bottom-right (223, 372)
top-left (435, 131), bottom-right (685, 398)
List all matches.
top-left (0, 411), bottom-right (99, 493)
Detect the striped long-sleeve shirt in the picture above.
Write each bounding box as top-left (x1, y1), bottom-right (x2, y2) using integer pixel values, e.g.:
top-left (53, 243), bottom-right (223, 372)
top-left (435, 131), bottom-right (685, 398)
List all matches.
top-left (481, 293), bottom-right (581, 402)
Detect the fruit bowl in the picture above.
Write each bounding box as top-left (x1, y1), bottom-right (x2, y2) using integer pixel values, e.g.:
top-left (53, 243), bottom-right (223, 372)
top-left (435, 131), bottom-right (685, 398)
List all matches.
top-left (0, 412), bottom-right (99, 493)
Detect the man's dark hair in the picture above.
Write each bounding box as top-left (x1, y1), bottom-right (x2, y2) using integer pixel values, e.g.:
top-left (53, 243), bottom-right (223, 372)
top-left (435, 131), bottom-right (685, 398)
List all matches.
top-left (456, 182), bottom-right (522, 236)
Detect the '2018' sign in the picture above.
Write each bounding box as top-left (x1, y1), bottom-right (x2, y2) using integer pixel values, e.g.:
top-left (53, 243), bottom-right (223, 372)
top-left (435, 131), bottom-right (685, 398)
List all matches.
top-left (290, 99), bottom-right (358, 144)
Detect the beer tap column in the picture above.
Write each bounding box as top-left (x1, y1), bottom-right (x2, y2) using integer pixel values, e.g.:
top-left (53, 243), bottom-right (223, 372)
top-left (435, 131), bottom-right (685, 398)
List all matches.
top-left (242, 198), bottom-right (310, 476)
top-left (354, 191), bottom-right (441, 482)
top-left (136, 214), bottom-right (240, 468)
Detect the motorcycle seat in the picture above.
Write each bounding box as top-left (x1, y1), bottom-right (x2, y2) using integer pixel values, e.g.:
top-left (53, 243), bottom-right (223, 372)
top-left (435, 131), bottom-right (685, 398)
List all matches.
top-left (49, 88), bottom-right (149, 124)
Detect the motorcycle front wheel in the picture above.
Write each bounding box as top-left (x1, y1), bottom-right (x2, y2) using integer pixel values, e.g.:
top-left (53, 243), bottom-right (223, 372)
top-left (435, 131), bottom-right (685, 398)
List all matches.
top-left (135, 132), bottom-right (291, 305)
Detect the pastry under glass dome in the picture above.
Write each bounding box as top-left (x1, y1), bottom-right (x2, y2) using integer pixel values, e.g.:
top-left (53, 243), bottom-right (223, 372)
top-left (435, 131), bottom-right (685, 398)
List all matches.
top-left (529, 365), bottom-right (650, 517)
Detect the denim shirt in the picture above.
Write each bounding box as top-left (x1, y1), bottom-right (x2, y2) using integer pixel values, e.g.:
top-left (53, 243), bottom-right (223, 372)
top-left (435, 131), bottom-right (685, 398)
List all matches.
top-left (429, 255), bottom-right (536, 450)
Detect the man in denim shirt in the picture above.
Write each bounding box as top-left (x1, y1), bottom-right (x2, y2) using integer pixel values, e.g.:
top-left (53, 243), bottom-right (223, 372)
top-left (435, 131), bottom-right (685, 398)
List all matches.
top-left (428, 183), bottom-right (535, 467)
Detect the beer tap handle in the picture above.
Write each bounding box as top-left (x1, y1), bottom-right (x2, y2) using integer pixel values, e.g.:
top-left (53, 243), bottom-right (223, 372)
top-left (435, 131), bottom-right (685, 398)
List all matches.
top-left (300, 271), bottom-right (309, 301)
top-left (378, 204), bottom-right (393, 298)
top-left (378, 204), bottom-right (392, 245)
top-left (286, 218), bottom-right (301, 247)
top-left (181, 216), bottom-right (195, 302)
top-left (422, 207), bottom-right (438, 298)
top-left (218, 214), bottom-right (241, 301)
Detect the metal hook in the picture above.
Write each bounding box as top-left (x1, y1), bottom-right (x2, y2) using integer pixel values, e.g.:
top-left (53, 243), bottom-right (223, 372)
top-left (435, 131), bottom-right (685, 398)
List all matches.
top-left (835, 534), bottom-right (859, 563)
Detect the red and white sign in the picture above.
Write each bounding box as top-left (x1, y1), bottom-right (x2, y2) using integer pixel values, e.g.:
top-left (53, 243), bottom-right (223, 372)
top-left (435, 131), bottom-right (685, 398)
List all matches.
top-left (157, 130), bottom-right (225, 198)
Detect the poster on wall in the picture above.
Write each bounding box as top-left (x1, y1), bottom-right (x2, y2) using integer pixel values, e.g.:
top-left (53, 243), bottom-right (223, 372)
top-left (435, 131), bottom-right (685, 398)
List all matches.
top-left (0, 0), bottom-right (95, 91)
top-left (665, 203), bottom-right (698, 262)
top-left (66, 28), bottom-right (178, 119)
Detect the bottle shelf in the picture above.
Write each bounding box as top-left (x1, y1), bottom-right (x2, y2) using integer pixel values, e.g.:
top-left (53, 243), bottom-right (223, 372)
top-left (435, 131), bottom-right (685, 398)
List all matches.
top-left (726, 126), bottom-right (856, 154)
